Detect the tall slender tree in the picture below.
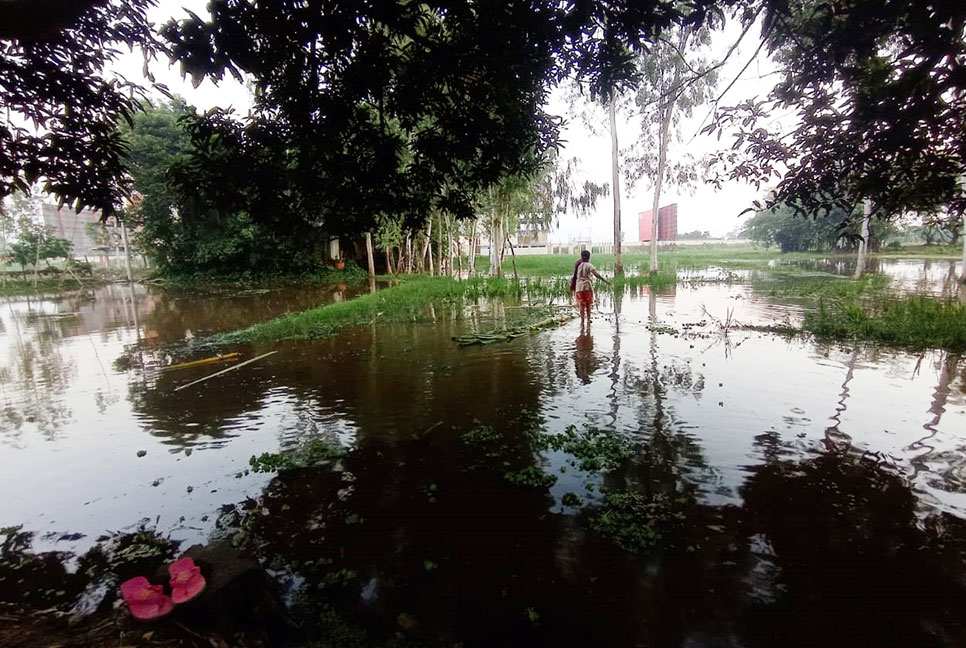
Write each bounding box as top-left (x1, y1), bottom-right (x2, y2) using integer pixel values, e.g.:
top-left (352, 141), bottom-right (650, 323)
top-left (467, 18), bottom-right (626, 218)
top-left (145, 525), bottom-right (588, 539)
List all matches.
top-left (626, 18), bottom-right (719, 274)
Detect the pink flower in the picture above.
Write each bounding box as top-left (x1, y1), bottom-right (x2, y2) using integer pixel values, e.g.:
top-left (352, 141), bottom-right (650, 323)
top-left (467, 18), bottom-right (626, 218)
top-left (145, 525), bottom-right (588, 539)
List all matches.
top-left (168, 557), bottom-right (206, 604)
top-left (120, 576), bottom-right (174, 620)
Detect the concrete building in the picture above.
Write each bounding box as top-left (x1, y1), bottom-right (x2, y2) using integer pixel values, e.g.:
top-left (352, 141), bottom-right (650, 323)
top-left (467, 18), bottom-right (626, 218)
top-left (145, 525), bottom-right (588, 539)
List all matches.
top-left (40, 203), bottom-right (137, 267)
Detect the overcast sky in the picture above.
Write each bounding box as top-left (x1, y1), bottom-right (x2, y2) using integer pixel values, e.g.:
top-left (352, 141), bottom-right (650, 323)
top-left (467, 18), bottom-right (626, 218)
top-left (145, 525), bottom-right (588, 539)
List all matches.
top-left (116, 2), bottom-right (783, 242)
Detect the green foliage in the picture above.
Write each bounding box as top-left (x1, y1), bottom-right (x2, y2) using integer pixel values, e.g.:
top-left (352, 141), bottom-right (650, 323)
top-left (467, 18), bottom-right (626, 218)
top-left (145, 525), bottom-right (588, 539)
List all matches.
top-left (249, 440), bottom-right (347, 473)
top-left (624, 19), bottom-right (719, 194)
top-left (541, 426), bottom-right (632, 473)
top-left (121, 99), bottom-right (193, 261)
top-left (453, 310), bottom-right (570, 346)
top-left (589, 491), bottom-right (689, 554)
top-left (504, 466), bottom-right (558, 489)
top-left (744, 202), bottom-right (895, 253)
top-left (7, 221), bottom-right (73, 270)
top-left (710, 1), bottom-right (966, 220)
top-left (679, 230), bottom-right (712, 239)
top-left (0, 1), bottom-right (157, 214)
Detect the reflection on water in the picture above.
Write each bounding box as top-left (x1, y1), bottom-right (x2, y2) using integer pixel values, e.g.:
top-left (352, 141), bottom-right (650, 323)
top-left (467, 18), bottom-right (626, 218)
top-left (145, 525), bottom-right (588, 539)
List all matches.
top-left (781, 257), bottom-right (965, 297)
top-left (1, 263), bottom-right (965, 645)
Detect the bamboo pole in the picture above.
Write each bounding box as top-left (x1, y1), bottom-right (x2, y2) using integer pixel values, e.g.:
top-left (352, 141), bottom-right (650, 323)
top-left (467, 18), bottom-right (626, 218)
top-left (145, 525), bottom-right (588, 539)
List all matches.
top-left (174, 351), bottom-right (278, 392)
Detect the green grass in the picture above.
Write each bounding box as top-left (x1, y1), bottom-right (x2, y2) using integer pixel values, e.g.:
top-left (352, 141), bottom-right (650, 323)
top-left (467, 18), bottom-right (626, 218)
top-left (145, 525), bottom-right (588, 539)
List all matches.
top-left (212, 276), bottom-right (527, 344)
top-left (804, 296), bottom-right (966, 351)
top-left (0, 275), bottom-right (105, 296)
top-left (874, 244), bottom-right (962, 258)
top-left (477, 244), bottom-right (783, 278)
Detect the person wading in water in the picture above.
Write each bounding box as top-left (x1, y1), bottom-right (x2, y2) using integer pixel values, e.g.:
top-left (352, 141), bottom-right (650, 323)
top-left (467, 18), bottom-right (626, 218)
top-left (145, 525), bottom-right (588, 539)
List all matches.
top-left (570, 250), bottom-right (609, 323)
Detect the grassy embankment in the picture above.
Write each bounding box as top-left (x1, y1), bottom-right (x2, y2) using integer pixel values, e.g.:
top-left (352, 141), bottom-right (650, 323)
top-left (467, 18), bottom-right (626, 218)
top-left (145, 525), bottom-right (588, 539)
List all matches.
top-left (803, 295), bottom-right (966, 352)
top-left (211, 276), bottom-right (537, 344)
top-left (0, 271), bottom-right (113, 296)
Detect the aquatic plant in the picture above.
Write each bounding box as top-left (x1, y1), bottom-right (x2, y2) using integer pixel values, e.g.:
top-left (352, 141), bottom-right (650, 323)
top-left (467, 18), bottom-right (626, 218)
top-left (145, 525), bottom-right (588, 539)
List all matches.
top-left (249, 439), bottom-right (347, 473)
top-left (589, 492), bottom-right (690, 554)
top-left (804, 296), bottom-right (966, 351)
top-left (453, 311), bottom-right (572, 346)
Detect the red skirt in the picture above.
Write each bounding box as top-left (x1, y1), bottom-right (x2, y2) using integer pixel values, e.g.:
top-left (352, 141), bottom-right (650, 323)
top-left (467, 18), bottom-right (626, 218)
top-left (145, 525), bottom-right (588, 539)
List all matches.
top-left (575, 290), bottom-right (593, 306)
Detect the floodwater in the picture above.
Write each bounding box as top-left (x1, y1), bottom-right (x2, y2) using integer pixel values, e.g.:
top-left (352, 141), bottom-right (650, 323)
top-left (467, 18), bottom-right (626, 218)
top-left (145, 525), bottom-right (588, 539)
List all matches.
top-left (1, 260), bottom-right (965, 647)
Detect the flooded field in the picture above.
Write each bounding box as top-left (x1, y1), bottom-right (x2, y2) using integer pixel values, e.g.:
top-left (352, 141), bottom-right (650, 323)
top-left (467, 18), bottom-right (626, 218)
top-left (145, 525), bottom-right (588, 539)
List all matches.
top-left (2, 259), bottom-right (965, 646)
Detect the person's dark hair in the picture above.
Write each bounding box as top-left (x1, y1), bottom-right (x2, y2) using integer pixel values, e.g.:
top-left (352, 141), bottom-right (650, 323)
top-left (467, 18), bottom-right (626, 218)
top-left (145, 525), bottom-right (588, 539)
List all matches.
top-left (580, 250), bottom-right (590, 261)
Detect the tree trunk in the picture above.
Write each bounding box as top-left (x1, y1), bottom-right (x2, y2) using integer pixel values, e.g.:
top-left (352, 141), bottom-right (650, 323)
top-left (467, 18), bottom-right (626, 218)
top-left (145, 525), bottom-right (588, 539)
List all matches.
top-left (853, 199), bottom-right (872, 279)
top-left (385, 248), bottom-right (394, 276)
top-left (365, 232), bottom-right (375, 277)
top-left (505, 232), bottom-right (519, 281)
top-left (960, 209), bottom-right (965, 283)
top-left (649, 102), bottom-right (673, 274)
top-left (960, 174), bottom-right (966, 283)
top-left (32, 234), bottom-right (41, 287)
top-left (649, 29), bottom-right (690, 275)
top-left (120, 217), bottom-right (134, 282)
top-left (437, 213), bottom-right (445, 276)
top-left (468, 218), bottom-right (478, 278)
top-left (608, 94), bottom-right (624, 277)
top-left (424, 220), bottom-right (434, 276)
top-left (405, 234), bottom-right (413, 274)
top-left (444, 212), bottom-right (454, 277)
top-left (488, 189), bottom-right (503, 277)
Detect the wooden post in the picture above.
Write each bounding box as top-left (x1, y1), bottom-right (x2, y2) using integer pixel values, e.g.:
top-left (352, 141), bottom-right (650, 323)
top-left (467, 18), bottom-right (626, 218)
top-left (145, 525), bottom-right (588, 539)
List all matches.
top-left (120, 217), bottom-right (134, 283)
top-left (365, 232), bottom-right (375, 277)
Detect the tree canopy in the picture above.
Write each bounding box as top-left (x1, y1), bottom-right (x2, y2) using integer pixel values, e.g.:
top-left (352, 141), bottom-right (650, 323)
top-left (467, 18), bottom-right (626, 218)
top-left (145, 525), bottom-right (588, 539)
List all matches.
top-left (2, 0), bottom-right (964, 253)
top-left (160, 1), bottom-right (720, 237)
top-left (0, 0), bottom-right (156, 214)
top-left (708, 1), bottom-right (966, 220)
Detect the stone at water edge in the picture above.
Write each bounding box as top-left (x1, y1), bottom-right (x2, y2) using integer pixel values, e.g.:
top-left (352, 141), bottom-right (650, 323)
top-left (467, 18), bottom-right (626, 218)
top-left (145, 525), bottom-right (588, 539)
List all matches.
top-left (153, 540), bottom-right (295, 642)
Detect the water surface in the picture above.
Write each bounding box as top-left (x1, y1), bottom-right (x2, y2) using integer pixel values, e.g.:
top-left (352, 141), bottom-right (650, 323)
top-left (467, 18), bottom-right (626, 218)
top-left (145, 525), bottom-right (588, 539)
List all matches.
top-left (1, 265), bottom-right (965, 646)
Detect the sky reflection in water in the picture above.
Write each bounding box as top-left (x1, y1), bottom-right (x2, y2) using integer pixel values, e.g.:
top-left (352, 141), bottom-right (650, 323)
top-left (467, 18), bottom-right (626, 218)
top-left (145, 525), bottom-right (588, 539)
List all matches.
top-left (0, 261), bottom-right (964, 645)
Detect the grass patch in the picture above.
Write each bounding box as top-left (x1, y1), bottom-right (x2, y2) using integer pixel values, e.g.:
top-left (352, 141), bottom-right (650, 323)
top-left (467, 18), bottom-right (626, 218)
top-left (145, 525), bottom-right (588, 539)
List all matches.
top-left (211, 276), bottom-right (527, 344)
top-left (804, 296), bottom-right (966, 351)
top-left (475, 244), bottom-right (783, 277)
top-left (0, 276), bottom-right (106, 296)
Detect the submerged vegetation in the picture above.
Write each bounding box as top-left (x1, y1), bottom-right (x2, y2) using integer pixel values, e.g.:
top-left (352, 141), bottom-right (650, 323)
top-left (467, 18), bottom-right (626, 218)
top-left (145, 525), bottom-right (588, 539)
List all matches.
top-left (804, 296), bottom-right (966, 352)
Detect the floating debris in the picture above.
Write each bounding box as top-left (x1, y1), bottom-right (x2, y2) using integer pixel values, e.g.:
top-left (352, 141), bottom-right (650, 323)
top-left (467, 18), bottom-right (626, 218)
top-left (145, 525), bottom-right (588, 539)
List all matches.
top-left (453, 314), bottom-right (573, 347)
top-left (161, 352), bottom-right (242, 372)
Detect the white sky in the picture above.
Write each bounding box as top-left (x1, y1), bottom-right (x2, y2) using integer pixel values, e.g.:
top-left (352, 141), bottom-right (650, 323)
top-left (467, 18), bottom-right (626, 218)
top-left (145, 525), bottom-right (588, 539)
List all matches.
top-left (115, 2), bottom-right (782, 242)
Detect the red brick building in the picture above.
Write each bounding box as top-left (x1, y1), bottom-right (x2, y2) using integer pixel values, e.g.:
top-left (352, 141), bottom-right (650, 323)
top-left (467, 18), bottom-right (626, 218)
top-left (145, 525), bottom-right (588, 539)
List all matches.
top-left (638, 204), bottom-right (678, 242)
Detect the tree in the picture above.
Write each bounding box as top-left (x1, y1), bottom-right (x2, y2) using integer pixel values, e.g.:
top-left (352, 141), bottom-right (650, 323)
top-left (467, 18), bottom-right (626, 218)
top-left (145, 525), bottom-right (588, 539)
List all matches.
top-left (744, 202), bottom-right (895, 253)
top-left (0, 0), bottom-right (157, 214)
top-left (121, 99), bottom-right (194, 230)
top-left (627, 18), bottom-right (720, 273)
top-left (161, 2), bottom-right (724, 245)
top-left (484, 156), bottom-right (607, 278)
top-left (7, 217), bottom-right (73, 279)
top-left (709, 1), bottom-right (966, 244)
